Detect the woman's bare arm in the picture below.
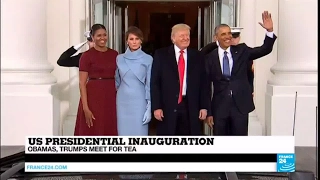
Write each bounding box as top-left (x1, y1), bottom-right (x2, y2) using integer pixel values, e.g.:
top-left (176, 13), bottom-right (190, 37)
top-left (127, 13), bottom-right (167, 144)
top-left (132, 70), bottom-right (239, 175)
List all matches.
top-left (79, 71), bottom-right (89, 110)
top-left (78, 52), bottom-right (91, 110)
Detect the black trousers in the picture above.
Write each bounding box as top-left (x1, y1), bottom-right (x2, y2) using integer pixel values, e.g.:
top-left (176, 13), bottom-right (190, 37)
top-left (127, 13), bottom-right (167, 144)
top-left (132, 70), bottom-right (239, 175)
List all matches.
top-left (214, 95), bottom-right (249, 136)
top-left (175, 97), bottom-right (191, 135)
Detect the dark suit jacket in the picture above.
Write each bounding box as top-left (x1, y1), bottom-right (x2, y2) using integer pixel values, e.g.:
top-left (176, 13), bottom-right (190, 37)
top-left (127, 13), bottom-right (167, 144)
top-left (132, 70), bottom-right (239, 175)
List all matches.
top-left (57, 47), bottom-right (81, 67)
top-left (247, 60), bottom-right (254, 93)
top-left (150, 45), bottom-right (210, 135)
top-left (205, 35), bottom-right (277, 116)
top-left (201, 42), bottom-right (254, 93)
top-left (200, 42), bottom-right (219, 56)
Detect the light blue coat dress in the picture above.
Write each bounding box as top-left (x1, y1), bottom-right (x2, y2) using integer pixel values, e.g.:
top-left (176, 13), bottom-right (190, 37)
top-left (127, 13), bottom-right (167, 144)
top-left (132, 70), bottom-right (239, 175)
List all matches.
top-left (115, 47), bottom-right (153, 136)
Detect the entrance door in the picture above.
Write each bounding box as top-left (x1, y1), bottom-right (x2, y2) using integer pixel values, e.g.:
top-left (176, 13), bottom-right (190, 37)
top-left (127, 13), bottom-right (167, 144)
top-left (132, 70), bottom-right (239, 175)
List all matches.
top-left (91, 0), bottom-right (128, 52)
top-left (106, 0), bottom-right (129, 52)
top-left (90, 0), bottom-right (239, 136)
top-left (91, 0), bottom-right (238, 50)
top-left (199, 0), bottom-right (239, 48)
top-left (198, 0), bottom-right (238, 135)
top-left (91, 0), bottom-right (104, 25)
top-left (220, 0), bottom-right (238, 27)
top-left (147, 13), bottom-right (185, 55)
top-left (198, 0), bottom-right (219, 135)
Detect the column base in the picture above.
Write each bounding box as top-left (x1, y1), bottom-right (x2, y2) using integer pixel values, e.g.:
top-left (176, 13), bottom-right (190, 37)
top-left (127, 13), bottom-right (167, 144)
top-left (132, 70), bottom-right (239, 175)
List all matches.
top-left (1, 84), bottom-right (60, 145)
top-left (63, 115), bottom-right (77, 136)
top-left (265, 84), bottom-right (317, 146)
top-left (248, 111), bottom-right (263, 136)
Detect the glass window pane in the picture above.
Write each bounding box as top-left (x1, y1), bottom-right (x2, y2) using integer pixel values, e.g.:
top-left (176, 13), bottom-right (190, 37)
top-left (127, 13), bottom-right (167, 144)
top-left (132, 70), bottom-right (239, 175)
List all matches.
top-left (219, 0), bottom-right (236, 27)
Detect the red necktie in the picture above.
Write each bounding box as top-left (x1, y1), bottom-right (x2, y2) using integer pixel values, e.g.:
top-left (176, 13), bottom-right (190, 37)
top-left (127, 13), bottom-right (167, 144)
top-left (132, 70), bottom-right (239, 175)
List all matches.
top-left (178, 50), bottom-right (185, 104)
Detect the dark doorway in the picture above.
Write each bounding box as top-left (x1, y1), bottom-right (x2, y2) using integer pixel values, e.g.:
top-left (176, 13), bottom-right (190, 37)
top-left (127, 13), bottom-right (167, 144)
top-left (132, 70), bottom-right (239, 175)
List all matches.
top-left (115, 1), bottom-right (210, 135)
top-left (147, 13), bottom-right (185, 135)
top-left (150, 13), bottom-right (185, 47)
top-left (143, 13), bottom-right (185, 56)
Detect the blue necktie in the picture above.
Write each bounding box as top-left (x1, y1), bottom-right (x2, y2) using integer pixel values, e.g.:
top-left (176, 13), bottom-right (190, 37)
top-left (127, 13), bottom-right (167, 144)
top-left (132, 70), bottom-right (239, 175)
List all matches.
top-left (223, 51), bottom-right (231, 77)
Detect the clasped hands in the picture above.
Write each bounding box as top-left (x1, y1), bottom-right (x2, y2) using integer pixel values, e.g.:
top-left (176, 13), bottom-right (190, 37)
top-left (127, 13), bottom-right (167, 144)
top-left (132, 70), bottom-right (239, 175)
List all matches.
top-left (154, 109), bottom-right (207, 121)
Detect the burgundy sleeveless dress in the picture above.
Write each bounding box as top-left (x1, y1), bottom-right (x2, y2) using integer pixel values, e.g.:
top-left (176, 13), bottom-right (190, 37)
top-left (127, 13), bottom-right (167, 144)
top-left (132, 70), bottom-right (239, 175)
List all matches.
top-left (74, 48), bottom-right (118, 136)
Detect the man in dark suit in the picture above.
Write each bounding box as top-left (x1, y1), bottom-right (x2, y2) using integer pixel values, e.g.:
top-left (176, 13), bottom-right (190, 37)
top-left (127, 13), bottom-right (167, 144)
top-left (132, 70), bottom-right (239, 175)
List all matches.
top-left (205, 11), bottom-right (276, 136)
top-left (200, 28), bottom-right (254, 93)
top-left (200, 28), bottom-right (254, 90)
top-left (150, 23), bottom-right (209, 135)
top-left (200, 28), bottom-right (255, 135)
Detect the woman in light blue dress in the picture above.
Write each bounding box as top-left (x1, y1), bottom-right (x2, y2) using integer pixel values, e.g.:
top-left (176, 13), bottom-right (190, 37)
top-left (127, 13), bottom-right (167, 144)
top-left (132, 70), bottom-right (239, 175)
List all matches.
top-left (115, 26), bottom-right (153, 136)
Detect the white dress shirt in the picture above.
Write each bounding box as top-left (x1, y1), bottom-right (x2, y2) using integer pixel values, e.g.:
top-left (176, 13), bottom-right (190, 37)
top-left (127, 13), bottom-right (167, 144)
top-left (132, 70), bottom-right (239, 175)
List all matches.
top-left (218, 46), bottom-right (233, 74)
top-left (217, 31), bottom-right (274, 73)
top-left (174, 45), bottom-right (187, 96)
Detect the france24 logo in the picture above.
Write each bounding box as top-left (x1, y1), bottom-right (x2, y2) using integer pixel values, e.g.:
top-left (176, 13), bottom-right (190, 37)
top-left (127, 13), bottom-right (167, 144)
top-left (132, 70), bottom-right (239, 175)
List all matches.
top-left (277, 154), bottom-right (295, 172)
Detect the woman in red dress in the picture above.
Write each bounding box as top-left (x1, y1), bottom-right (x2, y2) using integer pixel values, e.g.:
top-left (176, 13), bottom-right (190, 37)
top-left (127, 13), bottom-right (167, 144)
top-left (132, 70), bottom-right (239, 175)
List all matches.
top-left (74, 24), bottom-right (118, 136)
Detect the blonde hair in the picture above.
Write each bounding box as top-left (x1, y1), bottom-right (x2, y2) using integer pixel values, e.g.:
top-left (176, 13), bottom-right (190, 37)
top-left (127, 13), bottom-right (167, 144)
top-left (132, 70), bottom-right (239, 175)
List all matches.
top-left (171, 24), bottom-right (191, 37)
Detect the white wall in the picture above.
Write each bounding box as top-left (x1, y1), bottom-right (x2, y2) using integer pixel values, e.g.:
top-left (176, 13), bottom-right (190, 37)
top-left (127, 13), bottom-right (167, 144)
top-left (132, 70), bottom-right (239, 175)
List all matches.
top-left (47, 0), bottom-right (70, 135)
top-left (238, 0), bottom-right (278, 134)
top-left (265, 0), bottom-right (317, 146)
top-left (1, 0), bottom-right (59, 145)
top-left (47, 0), bottom-right (88, 135)
top-left (253, 0), bottom-right (279, 134)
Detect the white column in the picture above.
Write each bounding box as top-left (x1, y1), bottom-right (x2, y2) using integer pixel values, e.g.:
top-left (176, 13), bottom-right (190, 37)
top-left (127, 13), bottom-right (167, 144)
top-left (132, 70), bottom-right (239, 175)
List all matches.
top-left (239, 0), bottom-right (256, 47)
top-left (266, 0), bottom-right (317, 146)
top-left (63, 0), bottom-right (88, 135)
top-left (1, 0), bottom-right (56, 84)
top-left (239, 0), bottom-right (262, 136)
top-left (1, 0), bottom-right (60, 145)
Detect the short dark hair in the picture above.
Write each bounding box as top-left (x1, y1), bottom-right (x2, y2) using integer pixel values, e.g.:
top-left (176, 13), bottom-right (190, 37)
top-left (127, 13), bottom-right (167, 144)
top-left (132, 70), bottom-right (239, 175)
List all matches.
top-left (90, 24), bottom-right (106, 36)
top-left (214, 24), bottom-right (230, 35)
top-left (125, 26), bottom-right (144, 42)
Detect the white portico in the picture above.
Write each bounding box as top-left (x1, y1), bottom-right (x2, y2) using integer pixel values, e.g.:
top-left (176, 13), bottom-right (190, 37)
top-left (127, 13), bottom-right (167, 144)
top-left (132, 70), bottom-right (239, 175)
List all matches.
top-left (239, 0), bottom-right (261, 136)
top-left (1, 0), bottom-right (60, 145)
top-left (265, 0), bottom-right (318, 147)
top-left (1, 0), bottom-right (317, 147)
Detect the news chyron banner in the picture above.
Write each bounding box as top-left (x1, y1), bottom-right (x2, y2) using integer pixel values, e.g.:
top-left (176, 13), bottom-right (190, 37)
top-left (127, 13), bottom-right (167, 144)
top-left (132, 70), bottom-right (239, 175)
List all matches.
top-left (25, 136), bottom-right (295, 173)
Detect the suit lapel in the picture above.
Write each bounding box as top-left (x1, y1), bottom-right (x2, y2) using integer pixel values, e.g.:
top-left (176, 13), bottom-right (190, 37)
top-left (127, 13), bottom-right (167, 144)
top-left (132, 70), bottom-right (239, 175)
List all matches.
top-left (168, 46), bottom-right (197, 79)
top-left (213, 49), bottom-right (223, 76)
top-left (168, 45), bottom-right (179, 79)
top-left (186, 48), bottom-right (196, 76)
top-left (231, 45), bottom-right (241, 76)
